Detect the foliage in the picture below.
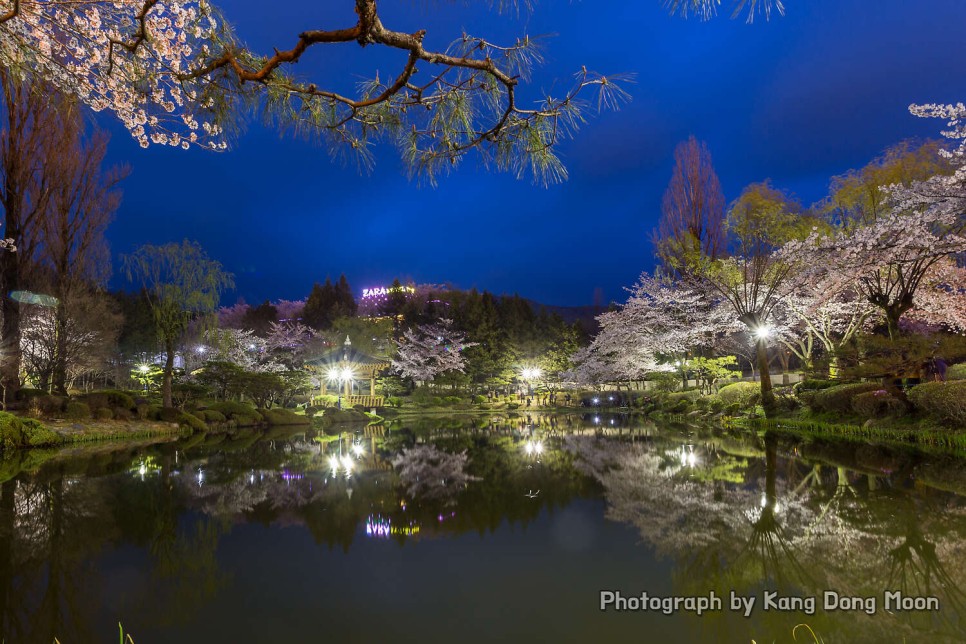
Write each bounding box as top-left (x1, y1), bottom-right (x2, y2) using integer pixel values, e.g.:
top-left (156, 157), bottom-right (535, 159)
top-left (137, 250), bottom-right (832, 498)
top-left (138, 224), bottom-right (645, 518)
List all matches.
top-left (392, 318), bottom-right (477, 382)
top-left (0, 412), bottom-right (61, 448)
top-left (836, 333), bottom-right (966, 381)
top-left (303, 275), bottom-right (356, 330)
top-left (851, 390), bottom-right (906, 419)
top-left (258, 408), bottom-right (309, 426)
top-left (808, 382), bottom-right (881, 415)
top-left (82, 390), bottom-right (136, 411)
top-left (123, 240), bottom-right (234, 407)
top-left (907, 382), bottom-right (966, 427)
top-left (796, 379), bottom-right (839, 392)
top-left (949, 364), bottom-right (966, 381)
top-left (716, 381), bottom-right (760, 408)
top-left (654, 136), bottom-right (725, 275)
top-left (65, 401), bottom-right (92, 420)
top-left (95, 407), bottom-right (114, 420)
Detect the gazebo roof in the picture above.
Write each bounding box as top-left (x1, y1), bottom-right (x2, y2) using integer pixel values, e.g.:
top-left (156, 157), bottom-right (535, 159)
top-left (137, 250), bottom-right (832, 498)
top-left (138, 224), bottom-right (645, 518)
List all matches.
top-left (306, 336), bottom-right (389, 370)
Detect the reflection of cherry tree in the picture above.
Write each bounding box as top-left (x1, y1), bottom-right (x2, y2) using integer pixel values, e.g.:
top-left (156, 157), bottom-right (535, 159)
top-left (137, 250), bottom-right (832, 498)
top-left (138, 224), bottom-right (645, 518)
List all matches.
top-left (391, 444), bottom-right (478, 505)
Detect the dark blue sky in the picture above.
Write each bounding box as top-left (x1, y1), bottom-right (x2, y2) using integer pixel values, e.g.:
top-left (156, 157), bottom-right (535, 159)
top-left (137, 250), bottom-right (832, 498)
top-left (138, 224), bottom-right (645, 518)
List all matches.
top-left (101, 0), bottom-right (966, 306)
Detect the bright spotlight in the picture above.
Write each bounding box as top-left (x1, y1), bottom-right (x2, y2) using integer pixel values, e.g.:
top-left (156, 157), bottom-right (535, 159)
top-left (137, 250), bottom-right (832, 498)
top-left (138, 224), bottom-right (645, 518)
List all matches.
top-left (754, 326), bottom-right (772, 340)
top-left (328, 369), bottom-right (340, 381)
top-left (341, 368), bottom-right (354, 381)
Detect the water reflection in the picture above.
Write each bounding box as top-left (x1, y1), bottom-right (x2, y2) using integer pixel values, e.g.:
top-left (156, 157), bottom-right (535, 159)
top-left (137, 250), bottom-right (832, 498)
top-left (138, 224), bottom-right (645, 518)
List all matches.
top-left (1, 417), bottom-right (966, 642)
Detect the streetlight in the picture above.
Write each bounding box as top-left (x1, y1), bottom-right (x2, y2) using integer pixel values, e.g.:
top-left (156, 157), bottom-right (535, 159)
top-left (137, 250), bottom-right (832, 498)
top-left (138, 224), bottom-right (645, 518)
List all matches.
top-left (753, 325), bottom-right (772, 341)
top-left (521, 367), bottom-right (542, 396)
top-left (327, 367), bottom-right (354, 409)
top-left (138, 364), bottom-right (150, 391)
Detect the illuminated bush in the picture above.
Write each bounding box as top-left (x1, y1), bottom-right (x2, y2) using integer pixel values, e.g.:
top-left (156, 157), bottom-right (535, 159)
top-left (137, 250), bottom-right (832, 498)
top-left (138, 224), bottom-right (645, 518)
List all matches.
top-left (851, 390), bottom-right (906, 419)
top-left (808, 383), bottom-right (880, 414)
top-left (908, 382), bottom-right (966, 427)
top-left (717, 382), bottom-right (760, 408)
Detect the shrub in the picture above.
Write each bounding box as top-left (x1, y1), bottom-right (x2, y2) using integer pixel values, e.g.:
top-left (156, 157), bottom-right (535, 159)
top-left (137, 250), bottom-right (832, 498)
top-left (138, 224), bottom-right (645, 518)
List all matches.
top-left (473, 395), bottom-right (487, 404)
top-left (259, 408), bottom-right (309, 426)
top-left (158, 407), bottom-right (182, 423)
top-left (0, 412), bottom-right (61, 449)
top-left (15, 388), bottom-right (46, 402)
top-left (113, 407), bottom-right (134, 421)
top-left (809, 382), bottom-right (881, 414)
top-left (65, 402), bottom-right (91, 420)
top-left (443, 396), bottom-right (463, 405)
top-left (209, 401), bottom-right (259, 419)
top-left (146, 405), bottom-right (164, 421)
top-left (37, 395), bottom-right (67, 416)
top-left (717, 382), bottom-right (761, 408)
top-left (202, 410), bottom-right (227, 423)
top-left (507, 402), bottom-right (520, 410)
top-left (386, 397), bottom-right (403, 409)
top-left (303, 405), bottom-right (324, 417)
top-left (178, 412), bottom-right (208, 432)
top-left (709, 398), bottom-right (724, 413)
top-left (313, 394), bottom-right (340, 408)
top-left (725, 403), bottom-right (743, 417)
top-left (431, 396), bottom-right (444, 407)
top-left (82, 390), bottom-right (136, 412)
top-left (796, 379), bottom-right (839, 392)
top-left (948, 363), bottom-right (966, 381)
top-left (136, 403), bottom-right (151, 420)
top-left (908, 381), bottom-right (966, 427)
top-left (95, 407), bottom-right (114, 420)
top-left (852, 390), bottom-right (906, 419)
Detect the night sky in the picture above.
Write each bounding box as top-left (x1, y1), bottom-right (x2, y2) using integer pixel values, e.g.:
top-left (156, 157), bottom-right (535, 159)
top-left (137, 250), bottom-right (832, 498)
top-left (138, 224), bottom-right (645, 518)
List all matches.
top-left (100, 0), bottom-right (966, 307)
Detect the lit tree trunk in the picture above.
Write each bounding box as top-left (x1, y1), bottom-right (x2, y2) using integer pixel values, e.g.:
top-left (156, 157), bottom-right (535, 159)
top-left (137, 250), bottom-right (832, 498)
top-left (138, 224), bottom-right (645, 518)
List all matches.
top-left (162, 337), bottom-right (175, 408)
top-left (756, 337), bottom-right (776, 418)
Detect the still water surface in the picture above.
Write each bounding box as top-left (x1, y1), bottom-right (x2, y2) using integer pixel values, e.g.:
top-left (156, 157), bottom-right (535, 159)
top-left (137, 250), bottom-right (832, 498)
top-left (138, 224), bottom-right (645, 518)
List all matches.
top-left (2, 414), bottom-right (966, 643)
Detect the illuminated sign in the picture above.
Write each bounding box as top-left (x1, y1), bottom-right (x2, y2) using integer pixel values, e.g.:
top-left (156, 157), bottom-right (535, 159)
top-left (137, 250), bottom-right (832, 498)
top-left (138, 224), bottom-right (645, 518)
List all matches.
top-left (361, 285), bottom-right (416, 299)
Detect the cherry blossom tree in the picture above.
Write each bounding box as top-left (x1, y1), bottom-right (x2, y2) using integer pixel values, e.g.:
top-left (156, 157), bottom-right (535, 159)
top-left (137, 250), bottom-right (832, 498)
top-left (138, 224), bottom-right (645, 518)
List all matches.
top-left (0, 0), bottom-right (633, 184)
top-left (578, 273), bottom-right (733, 385)
top-left (391, 318), bottom-right (476, 384)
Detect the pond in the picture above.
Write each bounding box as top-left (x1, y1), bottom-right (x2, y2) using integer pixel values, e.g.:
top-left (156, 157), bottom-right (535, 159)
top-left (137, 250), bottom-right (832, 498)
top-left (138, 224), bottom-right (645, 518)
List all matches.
top-left (2, 414), bottom-right (966, 643)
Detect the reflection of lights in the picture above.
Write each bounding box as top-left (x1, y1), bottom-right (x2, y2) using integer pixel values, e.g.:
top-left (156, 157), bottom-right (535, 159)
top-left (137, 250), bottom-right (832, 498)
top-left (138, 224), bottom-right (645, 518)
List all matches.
top-left (196, 469), bottom-right (204, 486)
top-left (366, 515), bottom-right (391, 538)
top-left (593, 416), bottom-right (600, 424)
top-left (593, 398), bottom-right (600, 405)
top-left (437, 511), bottom-right (456, 523)
top-left (280, 470), bottom-right (304, 482)
top-left (249, 473), bottom-right (255, 485)
top-left (524, 440), bottom-right (544, 456)
top-left (129, 456), bottom-right (161, 481)
top-left (391, 523), bottom-right (420, 537)
top-left (352, 443), bottom-right (364, 457)
top-left (679, 445), bottom-right (698, 469)
top-left (328, 456), bottom-right (341, 473)
top-left (608, 396), bottom-right (614, 402)
top-left (610, 419), bottom-right (615, 425)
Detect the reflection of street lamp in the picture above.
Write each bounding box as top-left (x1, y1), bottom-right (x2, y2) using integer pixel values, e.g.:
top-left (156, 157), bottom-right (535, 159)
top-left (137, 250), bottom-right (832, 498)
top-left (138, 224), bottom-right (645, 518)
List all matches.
top-left (327, 367), bottom-right (354, 409)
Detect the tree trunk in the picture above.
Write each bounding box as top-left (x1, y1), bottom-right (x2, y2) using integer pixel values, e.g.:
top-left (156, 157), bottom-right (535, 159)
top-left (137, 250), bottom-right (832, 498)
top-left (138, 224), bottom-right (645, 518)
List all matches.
top-left (756, 337), bottom-right (776, 418)
top-left (0, 241), bottom-right (20, 409)
top-left (51, 299), bottom-right (69, 395)
top-left (162, 337), bottom-right (174, 408)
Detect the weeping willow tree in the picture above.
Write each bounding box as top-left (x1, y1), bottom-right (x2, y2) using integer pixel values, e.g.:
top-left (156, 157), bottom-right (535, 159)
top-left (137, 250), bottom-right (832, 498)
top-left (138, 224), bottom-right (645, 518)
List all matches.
top-left (123, 240), bottom-right (234, 407)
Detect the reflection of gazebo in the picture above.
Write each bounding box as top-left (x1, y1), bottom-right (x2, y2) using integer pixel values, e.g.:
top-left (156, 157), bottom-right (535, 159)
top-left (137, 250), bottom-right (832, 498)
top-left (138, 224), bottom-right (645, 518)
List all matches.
top-left (308, 336), bottom-right (389, 408)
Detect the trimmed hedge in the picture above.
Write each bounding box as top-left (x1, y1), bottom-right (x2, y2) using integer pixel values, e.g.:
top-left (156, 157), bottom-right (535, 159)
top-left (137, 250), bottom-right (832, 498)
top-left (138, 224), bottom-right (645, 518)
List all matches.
top-left (852, 390), bottom-right (906, 419)
top-left (948, 363), bottom-right (966, 381)
top-left (908, 381), bottom-right (966, 427)
top-left (201, 410), bottom-right (227, 423)
top-left (808, 382), bottom-right (880, 414)
top-left (95, 407), bottom-right (114, 420)
top-left (717, 382), bottom-right (761, 408)
top-left (259, 408), bottom-right (309, 426)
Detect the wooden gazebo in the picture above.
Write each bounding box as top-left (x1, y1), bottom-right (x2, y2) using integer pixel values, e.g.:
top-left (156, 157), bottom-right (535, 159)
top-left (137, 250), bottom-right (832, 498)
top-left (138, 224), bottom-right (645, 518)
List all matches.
top-left (308, 336), bottom-right (389, 408)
